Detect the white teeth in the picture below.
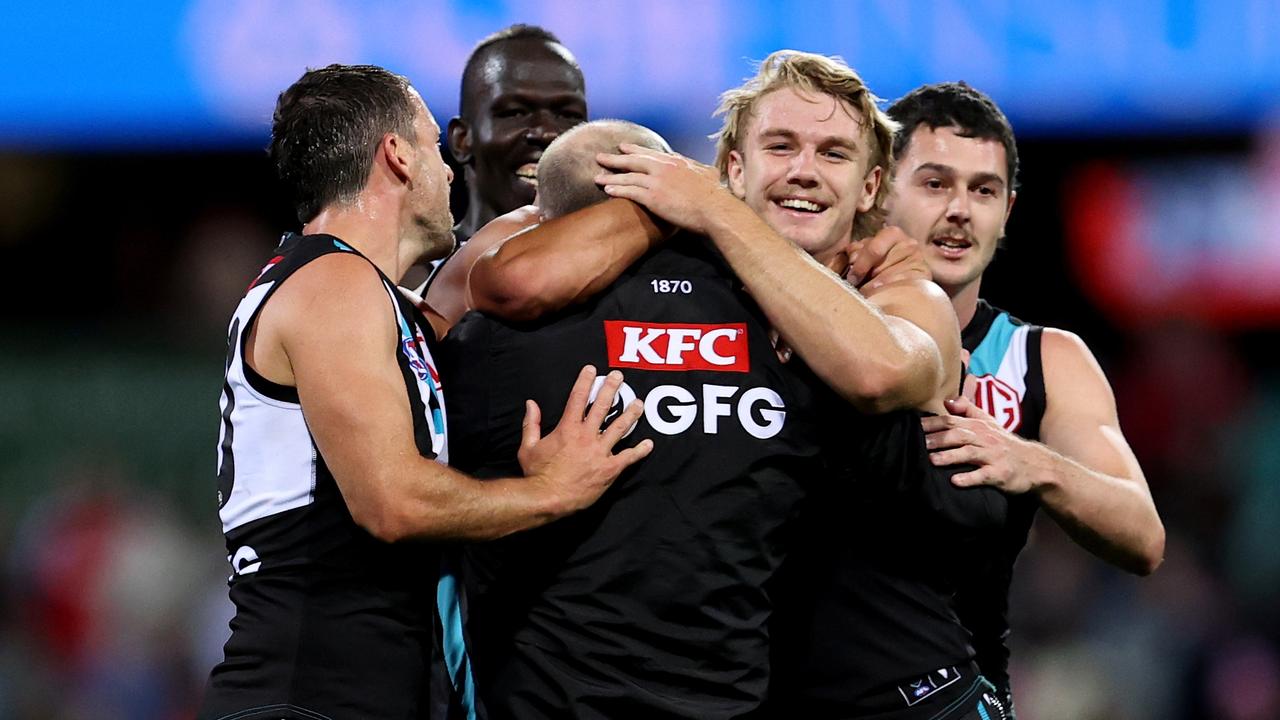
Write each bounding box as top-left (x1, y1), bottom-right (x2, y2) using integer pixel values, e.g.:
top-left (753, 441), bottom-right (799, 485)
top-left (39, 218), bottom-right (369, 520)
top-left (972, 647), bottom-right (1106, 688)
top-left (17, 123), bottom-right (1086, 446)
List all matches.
top-left (779, 198), bottom-right (822, 212)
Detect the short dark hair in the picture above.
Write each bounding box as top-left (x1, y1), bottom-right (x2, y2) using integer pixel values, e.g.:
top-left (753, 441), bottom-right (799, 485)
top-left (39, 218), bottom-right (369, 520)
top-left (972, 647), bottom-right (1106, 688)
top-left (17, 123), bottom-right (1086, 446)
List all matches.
top-left (887, 82), bottom-right (1019, 191)
top-left (270, 64), bottom-right (418, 224)
top-left (458, 24), bottom-right (574, 118)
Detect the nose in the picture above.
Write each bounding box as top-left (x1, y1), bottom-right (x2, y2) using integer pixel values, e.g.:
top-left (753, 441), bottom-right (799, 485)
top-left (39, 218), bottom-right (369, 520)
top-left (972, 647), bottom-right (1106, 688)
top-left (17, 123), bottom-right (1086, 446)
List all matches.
top-left (445, 162), bottom-right (454, 185)
top-left (785, 147), bottom-right (819, 188)
top-left (525, 110), bottom-right (562, 148)
top-left (945, 187), bottom-right (971, 224)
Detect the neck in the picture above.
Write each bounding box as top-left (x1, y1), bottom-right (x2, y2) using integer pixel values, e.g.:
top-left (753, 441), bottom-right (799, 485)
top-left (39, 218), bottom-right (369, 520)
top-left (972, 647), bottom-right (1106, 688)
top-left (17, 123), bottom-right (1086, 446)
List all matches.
top-left (457, 191), bottom-right (498, 242)
top-left (303, 196), bottom-right (409, 283)
top-left (948, 277), bottom-right (983, 330)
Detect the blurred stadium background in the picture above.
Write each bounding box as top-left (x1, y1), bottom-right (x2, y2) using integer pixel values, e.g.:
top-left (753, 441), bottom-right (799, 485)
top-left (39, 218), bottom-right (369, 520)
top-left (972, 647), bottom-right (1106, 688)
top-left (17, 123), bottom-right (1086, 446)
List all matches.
top-left (1, 1), bottom-right (1278, 718)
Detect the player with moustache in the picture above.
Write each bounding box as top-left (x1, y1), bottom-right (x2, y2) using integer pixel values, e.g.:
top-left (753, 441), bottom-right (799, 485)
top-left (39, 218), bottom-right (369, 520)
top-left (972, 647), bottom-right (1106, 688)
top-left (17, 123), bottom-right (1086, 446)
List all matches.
top-left (885, 82), bottom-right (1165, 716)
top-left (445, 52), bottom-right (1009, 718)
top-left (200, 64), bottom-right (649, 720)
top-left (594, 54), bottom-right (1014, 719)
top-left (410, 24), bottom-right (588, 321)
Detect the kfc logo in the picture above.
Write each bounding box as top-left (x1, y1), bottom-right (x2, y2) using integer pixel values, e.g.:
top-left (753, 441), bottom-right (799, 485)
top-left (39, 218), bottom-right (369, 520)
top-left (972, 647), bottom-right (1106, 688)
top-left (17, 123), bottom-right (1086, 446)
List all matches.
top-left (605, 321), bottom-right (749, 372)
top-left (972, 374), bottom-right (1023, 431)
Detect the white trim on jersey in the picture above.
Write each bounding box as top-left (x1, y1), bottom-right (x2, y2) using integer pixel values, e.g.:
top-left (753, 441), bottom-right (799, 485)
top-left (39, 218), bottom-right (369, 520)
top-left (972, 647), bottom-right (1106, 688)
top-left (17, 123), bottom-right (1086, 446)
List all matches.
top-left (217, 281), bottom-right (319, 533)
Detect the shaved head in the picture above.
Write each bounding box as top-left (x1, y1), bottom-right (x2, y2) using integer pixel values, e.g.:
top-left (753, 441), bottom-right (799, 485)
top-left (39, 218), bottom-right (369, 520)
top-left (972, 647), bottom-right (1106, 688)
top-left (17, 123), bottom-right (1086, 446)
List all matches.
top-left (536, 120), bottom-right (671, 219)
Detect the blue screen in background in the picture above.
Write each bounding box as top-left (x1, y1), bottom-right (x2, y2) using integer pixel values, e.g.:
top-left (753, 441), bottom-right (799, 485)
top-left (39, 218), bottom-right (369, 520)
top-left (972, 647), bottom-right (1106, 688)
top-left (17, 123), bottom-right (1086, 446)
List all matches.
top-left (1, 0), bottom-right (1278, 150)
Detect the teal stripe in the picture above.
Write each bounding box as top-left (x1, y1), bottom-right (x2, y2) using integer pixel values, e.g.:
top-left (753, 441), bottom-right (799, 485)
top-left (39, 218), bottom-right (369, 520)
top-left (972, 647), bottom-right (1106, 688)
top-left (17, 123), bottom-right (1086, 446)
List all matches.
top-left (437, 571), bottom-right (477, 719)
top-left (332, 239), bottom-right (354, 252)
top-left (977, 700), bottom-right (992, 720)
top-left (970, 313), bottom-right (1017, 377)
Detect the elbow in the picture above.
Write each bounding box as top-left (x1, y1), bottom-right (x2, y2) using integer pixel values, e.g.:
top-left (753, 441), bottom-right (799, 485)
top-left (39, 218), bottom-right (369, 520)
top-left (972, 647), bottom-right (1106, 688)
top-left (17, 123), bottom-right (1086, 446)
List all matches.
top-left (469, 257), bottom-right (550, 322)
top-left (843, 357), bottom-right (934, 414)
top-left (348, 493), bottom-right (415, 544)
top-left (1133, 522), bottom-right (1167, 577)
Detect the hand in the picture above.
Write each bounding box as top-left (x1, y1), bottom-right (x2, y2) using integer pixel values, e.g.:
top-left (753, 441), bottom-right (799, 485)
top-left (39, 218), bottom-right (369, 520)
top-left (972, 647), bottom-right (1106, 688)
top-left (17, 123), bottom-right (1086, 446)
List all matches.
top-left (518, 365), bottom-right (653, 515)
top-left (595, 144), bottom-right (728, 235)
top-left (921, 395), bottom-right (1036, 493)
top-left (844, 226), bottom-right (931, 292)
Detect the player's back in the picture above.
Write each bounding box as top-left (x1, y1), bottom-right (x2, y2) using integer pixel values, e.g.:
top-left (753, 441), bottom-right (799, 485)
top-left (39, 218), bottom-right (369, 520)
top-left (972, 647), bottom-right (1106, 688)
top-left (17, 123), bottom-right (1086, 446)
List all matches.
top-left (440, 236), bottom-right (827, 719)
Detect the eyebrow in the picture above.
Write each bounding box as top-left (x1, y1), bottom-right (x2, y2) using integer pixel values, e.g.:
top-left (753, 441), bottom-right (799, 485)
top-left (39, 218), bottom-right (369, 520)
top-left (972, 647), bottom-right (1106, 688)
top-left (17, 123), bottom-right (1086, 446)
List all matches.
top-left (913, 162), bottom-right (1006, 189)
top-left (758, 127), bottom-right (859, 150)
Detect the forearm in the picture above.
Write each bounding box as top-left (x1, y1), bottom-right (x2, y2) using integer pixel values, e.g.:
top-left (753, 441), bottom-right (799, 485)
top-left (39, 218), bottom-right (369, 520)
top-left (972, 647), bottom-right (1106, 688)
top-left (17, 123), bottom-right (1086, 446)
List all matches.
top-left (701, 196), bottom-right (939, 412)
top-left (365, 460), bottom-right (569, 543)
top-left (469, 199), bottom-right (664, 321)
top-left (1028, 443), bottom-right (1165, 575)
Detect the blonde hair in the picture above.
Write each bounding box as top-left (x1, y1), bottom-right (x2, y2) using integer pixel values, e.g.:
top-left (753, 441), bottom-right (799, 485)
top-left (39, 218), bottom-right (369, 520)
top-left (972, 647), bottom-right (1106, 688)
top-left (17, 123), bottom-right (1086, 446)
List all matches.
top-left (713, 50), bottom-right (899, 240)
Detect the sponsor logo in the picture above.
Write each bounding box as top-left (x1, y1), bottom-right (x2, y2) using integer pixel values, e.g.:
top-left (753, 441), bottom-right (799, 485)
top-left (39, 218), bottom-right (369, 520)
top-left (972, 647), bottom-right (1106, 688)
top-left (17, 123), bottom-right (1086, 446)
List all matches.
top-left (971, 374), bottom-right (1023, 431)
top-left (401, 330), bottom-right (441, 389)
top-left (605, 321), bottom-right (749, 373)
top-left (587, 377), bottom-right (785, 439)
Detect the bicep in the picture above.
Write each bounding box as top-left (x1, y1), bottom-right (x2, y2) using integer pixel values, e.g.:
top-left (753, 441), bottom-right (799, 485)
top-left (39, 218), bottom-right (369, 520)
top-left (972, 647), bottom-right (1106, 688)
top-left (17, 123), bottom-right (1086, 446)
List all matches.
top-left (1039, 329), bottom-right (1144, 481)
top-left (277, 257), bottom-right (422, 508)
top-left (867, 279), bottom-right (963, 399)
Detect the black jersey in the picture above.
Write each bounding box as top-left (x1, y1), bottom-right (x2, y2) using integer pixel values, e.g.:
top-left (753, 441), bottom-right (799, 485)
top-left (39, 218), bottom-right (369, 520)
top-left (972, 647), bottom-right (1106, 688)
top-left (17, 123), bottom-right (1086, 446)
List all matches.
top-left (201, 233), bottom-right (450, 720)
top-left (954, 300), bottom-right (1046, 711)
top-left (767, 396), bottom-right (1008, 718)
top-left (438, 237), bottom-right (828, 719)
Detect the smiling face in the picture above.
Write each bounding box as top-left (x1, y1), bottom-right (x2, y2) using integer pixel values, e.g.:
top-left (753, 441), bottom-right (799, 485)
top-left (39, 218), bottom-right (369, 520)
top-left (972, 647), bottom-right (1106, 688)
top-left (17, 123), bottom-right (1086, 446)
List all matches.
top-left (885, 125), bottom-right (1015, 296)
top-left (725, 87), bottom-right (881, 266)
top-left (451, 38), bottom-right (586, 223)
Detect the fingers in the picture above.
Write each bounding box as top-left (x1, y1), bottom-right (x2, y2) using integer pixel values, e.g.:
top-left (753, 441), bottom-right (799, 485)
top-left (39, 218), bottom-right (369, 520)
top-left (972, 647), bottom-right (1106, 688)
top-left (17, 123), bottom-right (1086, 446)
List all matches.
top-left (594, 171), bottom-right (652, 189)
top-left (950, 468), bottom-right (988, 487)
top-left (617, 142), bottom-right (666, 157)
top-left (611, 438), bottom-right (655, 469)
top-left (961, 373), bottom-right (979, 402)
top-left (520, 399), bottom-right (543, 452)
top-left (928, 446), bottom-right (979, 466)
top-left (947, 396), bottom-right (997, 422)
top-left (560, 365), bottom-right (598, 425)
top-left (586, 370), bottom-right (625, 428)
top-left (596, 151), bottom-right (661, 173)
top-left (601, 397), bottom-right (645, 444)
top-left (602, 184), bottom-right (647, 203)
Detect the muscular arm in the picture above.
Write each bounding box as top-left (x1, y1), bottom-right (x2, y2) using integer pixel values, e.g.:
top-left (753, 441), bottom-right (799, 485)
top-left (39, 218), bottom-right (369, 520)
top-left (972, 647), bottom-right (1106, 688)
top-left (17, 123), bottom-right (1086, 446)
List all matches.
top-left (700, 195), bottom-right (950, 414)
top-left (468, 198), bottom-right (665, 322)
top-left (1032, 329), bottom-right (1165, 574)
top-left (422, 205), bottom-right (541, 328)
top-left (924, 329), bottom-right (1165, 575)
top-left (255, 253), bottom-right (649, 542)
top-left (598, 146), bottom-right (951, 414)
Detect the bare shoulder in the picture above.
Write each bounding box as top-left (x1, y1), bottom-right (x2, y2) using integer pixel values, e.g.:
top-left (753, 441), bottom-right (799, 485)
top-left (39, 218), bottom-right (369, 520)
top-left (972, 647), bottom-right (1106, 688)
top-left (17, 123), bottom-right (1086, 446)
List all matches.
top-left (1040, 327), bottom-right (1118, 415)
top-left (1041, 327), bottom-right (1107, 381)
top-left (867, 278), bottom-right (961, 346)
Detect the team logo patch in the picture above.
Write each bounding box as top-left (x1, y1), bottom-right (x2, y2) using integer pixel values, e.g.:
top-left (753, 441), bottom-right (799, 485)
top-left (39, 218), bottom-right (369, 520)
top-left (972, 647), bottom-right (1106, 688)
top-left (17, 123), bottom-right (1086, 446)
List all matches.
top-left (604, 321), bottom-right (749, 373)
top-left (972, 374), bottom-right (1023, 431)
top-left (402, 337), bottom-right (440, 388)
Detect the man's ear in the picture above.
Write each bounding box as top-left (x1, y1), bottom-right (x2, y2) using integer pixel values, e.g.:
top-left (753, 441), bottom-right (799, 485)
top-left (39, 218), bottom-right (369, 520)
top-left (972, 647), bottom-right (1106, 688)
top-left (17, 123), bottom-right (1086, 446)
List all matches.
top-left (726, 149), bottom-right (746, 198)
top-left (858, 165), bottom-right (882, 213)
top-left (381, 132), bottom-right (413, 183)
top-left (447, 117), bottom-right (471, 164)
